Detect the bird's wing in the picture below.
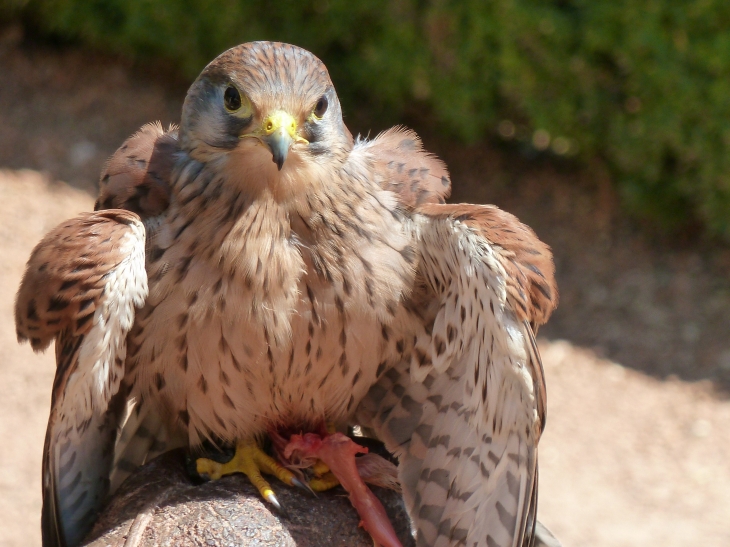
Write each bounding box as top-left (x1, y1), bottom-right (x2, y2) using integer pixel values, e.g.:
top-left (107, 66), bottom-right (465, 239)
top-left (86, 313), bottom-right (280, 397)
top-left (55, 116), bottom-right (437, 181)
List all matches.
top-left (357, 203), bottom-right (556, 547)
top-left (15, 210), bottom-right (148, 547)
top-left (95, 121), bottom-right (178, 218)
top-left (355, 126), bottom-right (451, 206)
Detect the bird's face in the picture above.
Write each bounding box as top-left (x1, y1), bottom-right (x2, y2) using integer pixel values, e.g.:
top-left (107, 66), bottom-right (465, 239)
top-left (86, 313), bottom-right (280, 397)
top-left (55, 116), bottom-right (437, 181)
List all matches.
top-left (179, 42), bottom-right (353, 200)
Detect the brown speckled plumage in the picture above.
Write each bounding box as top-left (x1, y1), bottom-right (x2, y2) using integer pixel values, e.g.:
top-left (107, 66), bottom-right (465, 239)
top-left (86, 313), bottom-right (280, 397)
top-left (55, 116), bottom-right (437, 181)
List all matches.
top-left (16, 42), bottom-right (557, 547)
top-left (95, 122), bottom-right (177, 218)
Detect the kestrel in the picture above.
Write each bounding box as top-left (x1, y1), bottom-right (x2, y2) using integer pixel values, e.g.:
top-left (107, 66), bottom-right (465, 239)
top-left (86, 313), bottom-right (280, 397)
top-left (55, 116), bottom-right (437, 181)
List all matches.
top-left (15, 42), bottom-right (557, 547)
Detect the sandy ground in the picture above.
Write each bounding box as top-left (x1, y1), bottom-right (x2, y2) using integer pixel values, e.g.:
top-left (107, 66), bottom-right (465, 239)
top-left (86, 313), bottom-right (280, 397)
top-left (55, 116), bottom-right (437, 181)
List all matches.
top-left (0, 172), bottom-right (93, 546)
top-left (0, 26), bottom-right (728, 547)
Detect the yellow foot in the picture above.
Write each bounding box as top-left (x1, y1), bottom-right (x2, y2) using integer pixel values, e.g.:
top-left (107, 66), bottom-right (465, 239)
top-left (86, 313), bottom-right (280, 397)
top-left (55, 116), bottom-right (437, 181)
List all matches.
top-left (196, 439), bottom-right (303, 511)
top-left (308, 423), bottom-right (341, 492)
top-left (309, 460), bottom-right (340, 492)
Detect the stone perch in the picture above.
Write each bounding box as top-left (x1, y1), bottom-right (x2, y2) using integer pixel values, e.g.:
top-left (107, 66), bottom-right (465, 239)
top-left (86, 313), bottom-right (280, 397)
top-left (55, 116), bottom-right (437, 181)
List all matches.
top-left (82, 450), bottom-right (415, 547)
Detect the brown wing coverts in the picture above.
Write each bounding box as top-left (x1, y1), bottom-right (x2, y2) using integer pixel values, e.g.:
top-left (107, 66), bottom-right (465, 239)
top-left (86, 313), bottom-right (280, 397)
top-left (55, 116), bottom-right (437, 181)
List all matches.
top-left (417, 203), bottom-right (558, 328)
top-left (95, 121), bottom-right (178, 217)
top-left (370, 127), bottom-right (451, 206)
top-left (15, 210), bottom-right (143, 351)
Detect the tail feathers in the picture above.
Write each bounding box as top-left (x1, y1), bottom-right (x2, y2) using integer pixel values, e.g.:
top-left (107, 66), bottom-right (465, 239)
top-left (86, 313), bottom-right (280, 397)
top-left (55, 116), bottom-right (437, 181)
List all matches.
top-left (110, 401), bottom-right (185, 493)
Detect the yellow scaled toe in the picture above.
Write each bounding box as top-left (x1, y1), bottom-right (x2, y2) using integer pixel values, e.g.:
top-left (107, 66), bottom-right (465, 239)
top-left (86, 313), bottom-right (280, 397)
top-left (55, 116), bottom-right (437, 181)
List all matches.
top-left (307, 459), bottom-right (341, 492)
top-left (305, 422), bottom-right (342, 492)
top-left (196, 439), bottom-right (298, 509)
top-left (309, 471), bottom-right (340, 492)
top-left (312, 460), bottom-right (330, 477)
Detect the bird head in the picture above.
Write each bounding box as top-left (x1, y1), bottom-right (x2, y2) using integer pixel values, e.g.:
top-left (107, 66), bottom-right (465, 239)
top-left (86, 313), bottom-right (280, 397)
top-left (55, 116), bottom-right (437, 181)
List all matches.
top-left (179, 42), bottom-right (353, 198)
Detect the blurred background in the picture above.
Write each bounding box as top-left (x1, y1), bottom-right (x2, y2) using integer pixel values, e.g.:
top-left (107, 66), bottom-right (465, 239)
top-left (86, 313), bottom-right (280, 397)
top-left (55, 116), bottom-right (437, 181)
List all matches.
top-left (0, 1), bottom-right (728, 546)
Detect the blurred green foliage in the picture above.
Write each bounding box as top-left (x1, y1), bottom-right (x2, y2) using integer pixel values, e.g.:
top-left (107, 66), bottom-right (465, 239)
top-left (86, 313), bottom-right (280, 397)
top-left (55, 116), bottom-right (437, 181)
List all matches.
top-left (9, 0), bottom-right (730, 237)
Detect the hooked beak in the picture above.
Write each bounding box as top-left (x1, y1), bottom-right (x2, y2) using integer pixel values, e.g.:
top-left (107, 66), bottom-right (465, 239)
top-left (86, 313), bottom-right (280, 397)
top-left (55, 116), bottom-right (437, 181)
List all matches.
top-left (259, 111), bottom-right (307, 170)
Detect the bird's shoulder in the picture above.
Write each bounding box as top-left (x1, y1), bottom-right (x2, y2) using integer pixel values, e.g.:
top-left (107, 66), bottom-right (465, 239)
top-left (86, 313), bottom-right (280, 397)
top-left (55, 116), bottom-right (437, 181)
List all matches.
top-left (352, 126), bottom-right (451, 207)
top-left (15, 209), bottom-right (146, 352)
top-left (416, 203), bottom-right (557, 329)
top-left (95, 122), bottom-right (179, 218)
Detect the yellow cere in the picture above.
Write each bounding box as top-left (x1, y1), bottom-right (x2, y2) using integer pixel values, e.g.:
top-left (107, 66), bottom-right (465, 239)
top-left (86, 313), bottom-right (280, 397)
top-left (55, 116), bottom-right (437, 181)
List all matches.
top-left (261, 111), bottom-right (309, 145)
top-left (264, 111), bottom-right (298, 137)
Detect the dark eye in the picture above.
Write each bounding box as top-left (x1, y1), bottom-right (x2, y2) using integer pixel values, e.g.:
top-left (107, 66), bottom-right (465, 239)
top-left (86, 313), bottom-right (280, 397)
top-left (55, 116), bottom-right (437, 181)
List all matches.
top-left (224, 86), bottom-right (242, 111)
top-left (314, 95), bottom-right (328, 118)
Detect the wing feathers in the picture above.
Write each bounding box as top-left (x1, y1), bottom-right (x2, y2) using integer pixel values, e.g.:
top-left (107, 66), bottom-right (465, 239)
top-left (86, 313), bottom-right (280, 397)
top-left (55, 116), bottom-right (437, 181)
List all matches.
top-left (43, 389), bottom-right (126, 547)
top-left (16, 210), bottom-right (147, 351)
top-left (412, 204), bottom-right (553, 547)
top-left (95, 121), bottom-right (178, 218)
top-left (417, 204), bottom-right (557, 328)
top-left (16, 211), bottom-right (148, 547)
top-left (358, 202), bottom-right (555, 547)
top-left (356, 126), bottom-right (452, 207)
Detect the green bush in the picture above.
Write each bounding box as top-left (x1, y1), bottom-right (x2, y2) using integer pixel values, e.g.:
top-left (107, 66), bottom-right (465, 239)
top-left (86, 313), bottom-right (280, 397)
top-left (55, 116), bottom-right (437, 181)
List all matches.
top-left (13, 0), bottom-right (730, 237)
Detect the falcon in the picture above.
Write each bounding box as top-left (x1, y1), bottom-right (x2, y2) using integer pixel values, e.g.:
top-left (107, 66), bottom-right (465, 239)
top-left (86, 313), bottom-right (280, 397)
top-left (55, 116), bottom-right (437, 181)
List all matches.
top-left (15, 41), bottom-right (557, 547)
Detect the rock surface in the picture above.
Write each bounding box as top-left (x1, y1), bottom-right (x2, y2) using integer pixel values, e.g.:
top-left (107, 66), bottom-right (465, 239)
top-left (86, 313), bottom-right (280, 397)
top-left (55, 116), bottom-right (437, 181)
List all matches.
top-left (83, 450), bottom-right (415, 547)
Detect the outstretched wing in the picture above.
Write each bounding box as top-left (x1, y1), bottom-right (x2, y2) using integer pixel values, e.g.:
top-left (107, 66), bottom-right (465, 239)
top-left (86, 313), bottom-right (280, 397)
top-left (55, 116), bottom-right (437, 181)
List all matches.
top-left (358, 202), bottom-right (556, 547)
top-left (15, 210), bottom-right (148, 547)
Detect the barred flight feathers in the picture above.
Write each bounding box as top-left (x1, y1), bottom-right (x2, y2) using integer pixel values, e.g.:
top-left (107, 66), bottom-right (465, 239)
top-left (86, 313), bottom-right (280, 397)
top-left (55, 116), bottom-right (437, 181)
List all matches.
top-left (16, 210), bottom-right (148, 547)
top-left (357, 203), bottom-right (556, 547)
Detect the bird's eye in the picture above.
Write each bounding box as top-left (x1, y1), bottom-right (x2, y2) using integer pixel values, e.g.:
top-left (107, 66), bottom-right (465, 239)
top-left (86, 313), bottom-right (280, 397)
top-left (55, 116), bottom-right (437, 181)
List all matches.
top-left (224, 86), bottom-right (242, 112)
top-left (313, 95), bottom-right (328, 118)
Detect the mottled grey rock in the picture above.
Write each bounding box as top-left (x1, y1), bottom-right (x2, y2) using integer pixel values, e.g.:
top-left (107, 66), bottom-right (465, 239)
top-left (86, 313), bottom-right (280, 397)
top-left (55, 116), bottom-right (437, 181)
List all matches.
top-left (83, 450), bottom-right (415, 547)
